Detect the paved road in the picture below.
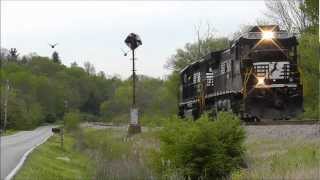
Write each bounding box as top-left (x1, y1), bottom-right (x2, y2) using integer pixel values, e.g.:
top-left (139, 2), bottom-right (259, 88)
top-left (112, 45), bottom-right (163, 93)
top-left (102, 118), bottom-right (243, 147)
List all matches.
top-left (0, 126), bottom-right (54, 180)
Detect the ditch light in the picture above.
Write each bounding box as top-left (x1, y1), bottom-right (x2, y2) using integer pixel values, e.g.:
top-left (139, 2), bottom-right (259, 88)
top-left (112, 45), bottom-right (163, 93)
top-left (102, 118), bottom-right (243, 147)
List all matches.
top-left (255, 76), bottom-right (266, 88)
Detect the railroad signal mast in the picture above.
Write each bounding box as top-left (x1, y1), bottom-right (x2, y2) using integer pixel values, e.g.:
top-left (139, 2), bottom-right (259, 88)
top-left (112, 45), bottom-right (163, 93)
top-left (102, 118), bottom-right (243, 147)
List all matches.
top-left (124, 33), bottom-right (142, 135)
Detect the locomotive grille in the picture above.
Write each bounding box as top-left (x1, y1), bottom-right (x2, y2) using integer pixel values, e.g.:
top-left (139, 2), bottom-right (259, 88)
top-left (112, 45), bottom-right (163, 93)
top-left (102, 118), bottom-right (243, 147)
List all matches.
top-left (281, 64), bottom-right (290, 79)
top-left (206, 72), bottom-right (214, 86)
top-left (254, 64), bottom-right (269, 77)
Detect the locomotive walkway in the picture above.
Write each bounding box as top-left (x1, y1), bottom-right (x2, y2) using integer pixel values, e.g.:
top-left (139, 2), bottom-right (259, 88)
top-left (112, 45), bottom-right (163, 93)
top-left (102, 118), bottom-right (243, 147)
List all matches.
top-left (0, 126), bottom-right (54, 180)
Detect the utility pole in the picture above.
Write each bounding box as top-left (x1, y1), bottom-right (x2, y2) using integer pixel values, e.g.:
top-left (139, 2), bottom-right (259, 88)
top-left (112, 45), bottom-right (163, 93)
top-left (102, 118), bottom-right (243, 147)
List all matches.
top-left (3, 80), bottom-right (10, 133)
top-left (124, 33), bottom-right (142, 135)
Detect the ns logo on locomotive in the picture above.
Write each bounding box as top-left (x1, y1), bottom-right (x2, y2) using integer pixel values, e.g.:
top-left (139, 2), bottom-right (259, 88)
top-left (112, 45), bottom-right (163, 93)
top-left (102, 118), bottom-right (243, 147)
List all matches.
top-left (178, 25), bottom-right (303, 121)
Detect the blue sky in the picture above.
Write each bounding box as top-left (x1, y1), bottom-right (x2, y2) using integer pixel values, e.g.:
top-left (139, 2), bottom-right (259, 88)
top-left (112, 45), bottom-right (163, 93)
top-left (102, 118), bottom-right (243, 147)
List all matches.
top-left (1, 1), bottom-right (267, 79)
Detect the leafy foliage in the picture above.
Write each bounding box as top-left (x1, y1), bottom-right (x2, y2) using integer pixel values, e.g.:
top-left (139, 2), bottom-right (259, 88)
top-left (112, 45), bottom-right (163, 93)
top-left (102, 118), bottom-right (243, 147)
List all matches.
top-left (301, 0), bottom-right (319, 33)
top-left (298, 32), bottom-right (319, 118)
top-left (100, 75), bottom-right (177, 123)
top-left (155, 112), bottom-right (246, 179)
top-left (52, 51), bottom-right (61, 64)
top-left (0, 53), bottom-right (177, 130)
top-left (166, 37), bottom-right (229, 72)
top-left (64, 111), bottom-right (81, 131)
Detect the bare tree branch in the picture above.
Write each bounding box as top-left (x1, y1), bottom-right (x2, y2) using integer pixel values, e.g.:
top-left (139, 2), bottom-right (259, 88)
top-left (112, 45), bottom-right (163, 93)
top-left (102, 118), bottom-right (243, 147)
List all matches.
top-left (264, 0), bottom-right (307, 33)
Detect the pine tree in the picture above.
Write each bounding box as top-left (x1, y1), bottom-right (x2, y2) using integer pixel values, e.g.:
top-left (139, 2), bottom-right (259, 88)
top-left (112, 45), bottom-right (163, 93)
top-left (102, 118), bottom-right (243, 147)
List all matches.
top-left (52, 51), bottom-right (61, 64)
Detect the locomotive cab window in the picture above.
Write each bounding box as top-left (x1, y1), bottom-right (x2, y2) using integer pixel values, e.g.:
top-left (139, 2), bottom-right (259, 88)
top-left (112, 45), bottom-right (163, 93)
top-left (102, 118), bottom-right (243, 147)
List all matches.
top-left (183, 74), bottom-right (188, 84)
top-left (224, 62), bottom-right (228, 73)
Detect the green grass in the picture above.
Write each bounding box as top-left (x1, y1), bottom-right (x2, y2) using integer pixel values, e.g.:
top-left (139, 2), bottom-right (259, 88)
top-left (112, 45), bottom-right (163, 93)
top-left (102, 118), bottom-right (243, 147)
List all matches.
top-left (1, 129), bottom-right (19, 136)
top-left (79, 128), bottom-right (160, 179)
top-left (16, 126), bottom-right (318, 179)
top-left (14, 133), bottom-right (95, 180)
top-left (81, 127), bottom-right (320, 180)
top-left (231, 138), bottom-right (320, 179)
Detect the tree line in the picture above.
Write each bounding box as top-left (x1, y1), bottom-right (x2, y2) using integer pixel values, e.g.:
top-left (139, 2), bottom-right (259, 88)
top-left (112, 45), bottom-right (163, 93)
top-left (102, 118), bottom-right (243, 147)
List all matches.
top-left (0, 52), bottom-right (178, 130)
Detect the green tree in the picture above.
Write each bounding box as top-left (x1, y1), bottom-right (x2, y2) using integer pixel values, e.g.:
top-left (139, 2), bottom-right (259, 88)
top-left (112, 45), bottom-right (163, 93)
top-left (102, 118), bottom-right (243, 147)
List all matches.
top-left (1, 53), bottom-right (120, 129)
top-left (166, 37), bottom-right (229, 72)
top-left (301, 0), bottom-right (319, 33)
top-left (298, 32), bottom-right (319, 118)
top-left (52, 51), bottom-right (61, 64)
top-left (64, 111), bottom-right (81, 131)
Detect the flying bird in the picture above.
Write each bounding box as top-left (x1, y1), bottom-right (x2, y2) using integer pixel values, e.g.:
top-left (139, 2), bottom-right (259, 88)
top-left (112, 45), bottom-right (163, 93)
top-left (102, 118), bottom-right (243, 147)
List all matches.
top-left (121, 48), bottom-right (129, 56)
top-left (49, 43), bottom-right (58, 48)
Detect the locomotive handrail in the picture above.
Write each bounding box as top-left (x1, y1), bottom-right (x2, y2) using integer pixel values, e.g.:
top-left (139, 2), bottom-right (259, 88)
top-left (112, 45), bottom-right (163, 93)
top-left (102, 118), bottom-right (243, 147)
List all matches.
top-left (232, 32), bottom-right (294, 44)
top-left (250, 49), bottom-right (289, 52)
top-left (243, 32), bottom-right (294, 39)
top-left (242, 67), bottom-right (253, 98)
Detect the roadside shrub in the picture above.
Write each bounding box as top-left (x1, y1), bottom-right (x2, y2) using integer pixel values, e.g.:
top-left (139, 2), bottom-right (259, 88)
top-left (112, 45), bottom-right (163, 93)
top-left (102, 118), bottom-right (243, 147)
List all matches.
top-left (64, 111), bottom-right (81, 131)
top-left (154, 112), bottom-right (246, 179)
top-left (81, 113), bottom-right (99, 122)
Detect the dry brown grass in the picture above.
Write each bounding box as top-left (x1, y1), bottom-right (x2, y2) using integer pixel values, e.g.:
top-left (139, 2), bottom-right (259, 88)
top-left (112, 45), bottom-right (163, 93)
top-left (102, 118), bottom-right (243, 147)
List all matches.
top-left (77, 128), bottom-right (160, 180)
top-left (232, 124), bottom-right (320, 180)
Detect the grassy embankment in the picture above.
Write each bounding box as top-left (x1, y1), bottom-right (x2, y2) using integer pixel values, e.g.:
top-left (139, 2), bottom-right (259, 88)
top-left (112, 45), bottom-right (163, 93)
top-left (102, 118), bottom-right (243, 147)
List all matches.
top-left (14, 133), bottom-right (94, 180)
top-left (0, 129), bottom-right (19, 136)
top-left (14, 124), bottom-right (320, 179)
top-left (80, 126), bottom-right (319, 179)
top-left (233, 138), bottom-right (320, 179)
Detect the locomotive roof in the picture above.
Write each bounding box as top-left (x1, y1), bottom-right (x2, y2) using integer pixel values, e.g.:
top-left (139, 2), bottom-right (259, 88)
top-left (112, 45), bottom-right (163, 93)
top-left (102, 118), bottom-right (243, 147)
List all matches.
top-left (249, 25), bottom-right (280, 32)
top-left (231, 25), bottom-right (296, 48)
top-left (180, 25), bottom-right (297, 74)
top-left (180, 49), bottom-right (227, 74)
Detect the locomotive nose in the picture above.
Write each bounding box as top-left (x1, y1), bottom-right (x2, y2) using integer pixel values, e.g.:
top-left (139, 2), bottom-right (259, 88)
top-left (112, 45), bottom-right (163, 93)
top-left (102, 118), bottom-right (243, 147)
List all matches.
top-left (274, 98), bottom-right (284, 109)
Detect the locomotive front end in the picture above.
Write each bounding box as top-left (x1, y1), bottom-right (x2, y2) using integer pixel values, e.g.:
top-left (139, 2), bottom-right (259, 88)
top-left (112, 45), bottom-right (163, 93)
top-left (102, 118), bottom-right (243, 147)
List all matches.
top-left (240, 25), bottom-right (303, 120)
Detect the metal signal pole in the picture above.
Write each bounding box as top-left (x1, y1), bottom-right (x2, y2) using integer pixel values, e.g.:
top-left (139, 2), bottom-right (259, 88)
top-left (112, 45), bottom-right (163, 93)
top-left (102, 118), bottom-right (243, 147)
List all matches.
top-left (125, 33), bottom-right (142, 135)
top-left (132, 49), bottom-right (136, 107)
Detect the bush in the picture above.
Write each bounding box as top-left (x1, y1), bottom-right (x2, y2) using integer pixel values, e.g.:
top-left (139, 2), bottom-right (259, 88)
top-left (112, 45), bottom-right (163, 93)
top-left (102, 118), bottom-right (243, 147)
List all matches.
top-left (154, 112), bottom-right (246, 179)
top-left (81, 113), bottom-right (99, 122)
top-left (64, 111), bottom-right (81, 131)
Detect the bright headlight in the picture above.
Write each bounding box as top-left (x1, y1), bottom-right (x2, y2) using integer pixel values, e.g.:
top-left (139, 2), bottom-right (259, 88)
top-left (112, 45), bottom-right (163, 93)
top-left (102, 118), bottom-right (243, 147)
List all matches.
top-left (256, 77), bottom-right (265, 87)
top-left (262, 31), bottom-right (274, 40)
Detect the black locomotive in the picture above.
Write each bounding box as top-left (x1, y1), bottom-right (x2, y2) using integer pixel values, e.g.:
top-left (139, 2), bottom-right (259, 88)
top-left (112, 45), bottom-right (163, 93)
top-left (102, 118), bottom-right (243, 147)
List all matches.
top-left (178, 25), bottom-right (303, 121)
